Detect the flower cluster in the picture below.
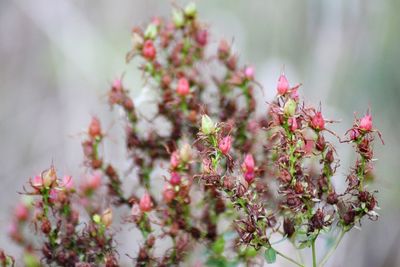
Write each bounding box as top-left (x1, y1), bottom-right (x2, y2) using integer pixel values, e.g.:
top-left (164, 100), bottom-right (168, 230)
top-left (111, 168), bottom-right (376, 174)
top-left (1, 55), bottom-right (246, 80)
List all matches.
top-left (6, 3), bottom-right (383, 267)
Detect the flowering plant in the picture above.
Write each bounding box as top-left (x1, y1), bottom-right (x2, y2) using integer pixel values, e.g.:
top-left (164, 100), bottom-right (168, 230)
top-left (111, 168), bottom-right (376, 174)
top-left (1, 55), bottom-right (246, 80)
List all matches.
top-left (3, 3), bottom-right (383, 267)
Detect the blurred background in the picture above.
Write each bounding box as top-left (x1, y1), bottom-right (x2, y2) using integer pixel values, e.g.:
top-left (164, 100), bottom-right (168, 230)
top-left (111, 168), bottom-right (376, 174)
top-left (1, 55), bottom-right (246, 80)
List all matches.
top-left (1, 0), bottom-right (399, 266)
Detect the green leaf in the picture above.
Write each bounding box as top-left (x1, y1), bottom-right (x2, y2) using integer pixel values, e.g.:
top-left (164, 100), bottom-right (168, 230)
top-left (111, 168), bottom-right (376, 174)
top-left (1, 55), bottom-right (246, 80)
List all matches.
top-left (212, 237), bottom-right (225, 255)
top-left (264, 247), bottom-right (276, 264)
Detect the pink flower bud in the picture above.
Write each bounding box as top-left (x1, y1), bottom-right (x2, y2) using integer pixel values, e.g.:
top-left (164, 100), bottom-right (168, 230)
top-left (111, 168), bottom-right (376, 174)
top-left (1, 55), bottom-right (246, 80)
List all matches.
top-left (311, 112), bottom-right (325, 130)
top-left (139, 192), bottom-right (153, 212)
top-left (170, 151), bottom-right (180, 169)
top-left (244, 66), bottom-right (254, 80)
top-left (86, 172), bottom-right (102, 191)
top-left (218, 136), bottom-right (232, 155)
top-left (170, 172), bottom-right (181, 186)
top-left (244, 171), bottom-right (255, 184)
top-left (142, 40), bottom-right (156, 60)
top-left (112, 79), bottom-right (122, 91)
top-left (163, 184), bottom-right (175, 203)
top-left (243, 154), bottom-right (255, 173)
top-left (195, 29), bottom-right (208, 46)
top-left (88, 116), bottom-right (102, 138)
top-left (15, 203), bottom-right (29, 221)
top-left (42, 166), bottom-right (57, 187)
top-left (288, 117), bottom-right (298, 131)
top-left (359, 114), bottom-right (372, 131)
top-left (277, 73), bottom-right (290, 95)
top-left (176, 77), bottom-right (190, 96)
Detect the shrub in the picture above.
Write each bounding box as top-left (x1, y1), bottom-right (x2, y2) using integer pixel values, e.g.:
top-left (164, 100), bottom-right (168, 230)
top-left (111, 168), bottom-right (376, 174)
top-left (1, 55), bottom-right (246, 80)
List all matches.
top-left (4, 3), bottom-right (383, 267)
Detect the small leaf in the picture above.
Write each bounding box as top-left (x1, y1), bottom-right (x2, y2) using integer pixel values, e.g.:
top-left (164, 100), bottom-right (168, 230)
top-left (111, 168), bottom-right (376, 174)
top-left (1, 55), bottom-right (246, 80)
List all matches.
top-left (264, 247), bottom-right (276, 264)
top-left (212, 237), bottom-right (225, 255)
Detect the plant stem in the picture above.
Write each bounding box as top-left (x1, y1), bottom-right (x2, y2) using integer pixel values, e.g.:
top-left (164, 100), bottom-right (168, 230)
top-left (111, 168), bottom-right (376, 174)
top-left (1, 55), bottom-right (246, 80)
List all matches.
top-left (312, 239), bottom-right (317, 267)
top-left (318, 230), bottom-right (345, 267)
top-left (275, 249), bottom-right (305, 267)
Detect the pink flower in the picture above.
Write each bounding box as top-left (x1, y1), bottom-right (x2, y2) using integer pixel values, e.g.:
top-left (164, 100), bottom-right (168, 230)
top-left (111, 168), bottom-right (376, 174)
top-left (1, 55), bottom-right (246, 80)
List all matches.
top-left (243, 154), bottom-right (255, 173)
top-left (170, 151), bottom-right (180, 169)
top-left (277, 73), bottom-right (290, 95)
top-left (218, 136), bottom-right (232, 155)
top-left (245, 66), bottom-right (254, 80)
top-left (359, 114), bottom-right (373, 131)
top-left (170, 172), bottom-right (181, 186)
top-left (142, 40), bottom-right (156, 60)
top-left (176, 77), bottom-right (190, 96)
top-left (139, 192), bottom-right (153, 212)
top-left (311, 112), bottom-right (325, 130)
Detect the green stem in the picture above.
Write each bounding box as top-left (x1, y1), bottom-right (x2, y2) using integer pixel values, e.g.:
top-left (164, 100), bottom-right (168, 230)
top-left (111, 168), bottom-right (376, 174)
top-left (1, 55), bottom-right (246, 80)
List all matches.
top-left (318, 230), bottom-right (345, 267)
top-left (312, 239), bottom-right (317, 267)
top-left (275, 249), bottom-right (305, 267)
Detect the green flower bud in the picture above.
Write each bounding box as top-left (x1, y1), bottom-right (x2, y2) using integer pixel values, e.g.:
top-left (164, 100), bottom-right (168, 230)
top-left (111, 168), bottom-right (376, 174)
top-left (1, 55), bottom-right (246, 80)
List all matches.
top-left (144, 23), bottom-right (158, 39)
top-left (172, 10), bottom-right (185, 28)
top-left (201, 115), bottom-right (215, 135)
top-left (283, 99), bottom-right (297, 117)
top-left (184, 3), bottom-right (197, 18)
top-left (180, 143), bottom-right (192, 162)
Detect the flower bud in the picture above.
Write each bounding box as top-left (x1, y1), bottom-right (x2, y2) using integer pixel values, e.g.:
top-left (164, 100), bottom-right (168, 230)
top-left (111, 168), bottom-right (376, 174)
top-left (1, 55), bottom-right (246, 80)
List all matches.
top-left (277, 73), bottom-right (289, 95)
top-left (180, 143), bottom-right (192, 162)
top-left (288, 117), bottom-right (298, 131)
top-left (218, 136), bottom-right (232, 155)
top-left (244, 171), bottom-right (255, 184)
top-left (311, 112), bottom-right (325, 130)
top-left (85, 172), bottom-right (102, 192)
top-left (101, 208), bottom-right (113, 228)
top-left (201, 115), bottom-right (215, 135)
top-left (243, 154), bottom-right (255, 173)
top-left (170, 151), bottom-right (180, 168)
top-left (170, 172), bottom-right (181, 186)
top-left (244, 66), bottom-right (254, 80)
top-left (144, 23), bottom-right (158, 40)
top-left (42, 166), bottom-right (57, 188)
top-left (142, 40), bottom-right (156, 60)
top-left (15, 203), bottom-right (29, 221)
top-left (184, 2), bottom-right (197, 18)
top-left (176, 77), bottom-right (190, 96)
top-left (283, 99), bottom-right (297, 117)
top-left (163, 184), bottom-right (175, 203)
top-left (88, 116), bottom-right (102, 138)
top-left (195, 29), bottom-right (208, 46)
top-left (218, 40), bottom-right (230, 60)
top-left (172, 10), bottom-right (185, 28)
top-left (359, 114), bottom-right (372, 132)
top-left (112, 79), bottom-right (122, 91)
top-left (139, 192), bottom-right (153, 212)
